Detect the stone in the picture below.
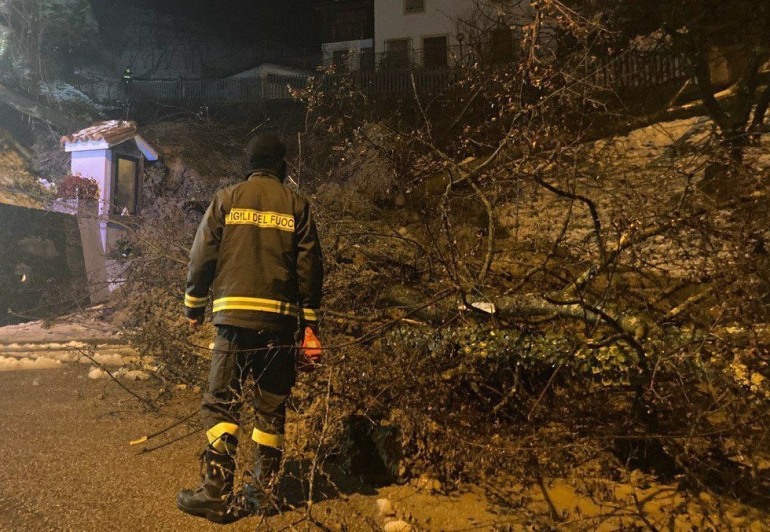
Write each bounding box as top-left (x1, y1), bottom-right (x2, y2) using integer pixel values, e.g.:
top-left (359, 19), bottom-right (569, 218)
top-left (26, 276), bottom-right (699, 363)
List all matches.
top-left (416, 473), bottom-right (442, 492)
top-left (383, 520), bottom-right (411, 532)
top-left (376, 498), bottom-right (396, 517)
top-left (121, 370), bottom-right (149, 381)
top-left (88, 367), bottom-right (107, 380)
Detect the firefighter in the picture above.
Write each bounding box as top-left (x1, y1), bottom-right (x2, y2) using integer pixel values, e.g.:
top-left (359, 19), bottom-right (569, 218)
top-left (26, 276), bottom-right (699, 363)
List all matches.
top-left (176, 134), bottom-right (324, 523)
top-left (121, 67), bottom-right (133, 118)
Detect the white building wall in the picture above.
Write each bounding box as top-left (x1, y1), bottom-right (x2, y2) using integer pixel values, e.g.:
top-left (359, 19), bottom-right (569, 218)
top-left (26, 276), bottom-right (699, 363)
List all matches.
top-left (374, 0), bottom-right (533, 66)
top-left (322, 39), bottom-right (375, 68)
top-left (374, 0), bottom-right (471, 55)
top-left (70, 149), bottom-right (112, 219)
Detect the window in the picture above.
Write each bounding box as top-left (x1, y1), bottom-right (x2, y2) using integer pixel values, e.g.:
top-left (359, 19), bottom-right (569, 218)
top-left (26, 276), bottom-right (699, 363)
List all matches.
top-left (404, 0), bottom-right (425, 14)
top-left (384, 39), bottom-right (410, 69)
top-left (489, 26), bottom-right (514, 64)
top-left (423, 36), bottom-right (447, 69)
top-left (114, 156), bottom-right (138, 215)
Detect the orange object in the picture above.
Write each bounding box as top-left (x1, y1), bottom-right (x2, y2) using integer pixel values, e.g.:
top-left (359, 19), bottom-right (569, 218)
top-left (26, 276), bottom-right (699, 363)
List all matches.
top-left (301, 327), bottom-right (322, 359)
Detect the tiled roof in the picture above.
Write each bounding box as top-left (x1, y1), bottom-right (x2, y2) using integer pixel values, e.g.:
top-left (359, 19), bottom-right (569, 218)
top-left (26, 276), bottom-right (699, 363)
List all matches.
top-left (60, 120), bottom-right (138, 146)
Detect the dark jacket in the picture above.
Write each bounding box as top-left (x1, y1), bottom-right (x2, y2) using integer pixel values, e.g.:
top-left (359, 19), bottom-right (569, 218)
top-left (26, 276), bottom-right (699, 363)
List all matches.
top-left (184, 172), bottom-right (323, 332)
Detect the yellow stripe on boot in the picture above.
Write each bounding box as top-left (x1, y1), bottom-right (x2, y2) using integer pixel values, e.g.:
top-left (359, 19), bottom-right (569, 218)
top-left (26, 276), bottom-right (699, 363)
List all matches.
top-left (206, 422), bottom-right (240, 453)
top-left (252, 428), bottom-right (284, 449)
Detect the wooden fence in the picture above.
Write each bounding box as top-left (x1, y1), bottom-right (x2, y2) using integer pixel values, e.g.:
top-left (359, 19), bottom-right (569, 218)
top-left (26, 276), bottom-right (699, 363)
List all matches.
top-left (77, 74), bottom-right (309, 105)
top-left (587, 51), bottom-right (690, 89)
top-left (76, 50), bottom-right (691, 105)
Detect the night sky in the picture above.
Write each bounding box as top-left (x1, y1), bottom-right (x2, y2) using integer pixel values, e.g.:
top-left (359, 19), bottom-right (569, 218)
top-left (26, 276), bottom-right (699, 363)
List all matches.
top-left (130, 0), bottom-right (323, 49)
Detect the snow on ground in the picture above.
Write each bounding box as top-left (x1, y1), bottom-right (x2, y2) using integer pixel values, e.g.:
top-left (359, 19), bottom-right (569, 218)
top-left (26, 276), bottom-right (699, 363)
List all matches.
top-left (0, 345), bottom-right (151, 380)
top-left (593, 115), bottom-right (714, 168)
top-left (0, 312), bottom-right (152, 378)
top-left (0, 316), bottom-right (122, 344)
top-left (0, 340), bottom-right (147, 379)
top-left (38, 80), bottom-right (105, 111)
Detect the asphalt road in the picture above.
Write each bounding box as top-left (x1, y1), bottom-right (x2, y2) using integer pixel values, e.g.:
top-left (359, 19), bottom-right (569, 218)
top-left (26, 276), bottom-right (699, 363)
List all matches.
top-left (0, 366), bottom-right (273, 531)
top-left (0, 363), bottom-right (502, 532)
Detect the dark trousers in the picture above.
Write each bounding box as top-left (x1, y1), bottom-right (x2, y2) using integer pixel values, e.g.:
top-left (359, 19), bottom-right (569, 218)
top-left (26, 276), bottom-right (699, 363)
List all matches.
top-left (202, 325), bottom-right (296, 452)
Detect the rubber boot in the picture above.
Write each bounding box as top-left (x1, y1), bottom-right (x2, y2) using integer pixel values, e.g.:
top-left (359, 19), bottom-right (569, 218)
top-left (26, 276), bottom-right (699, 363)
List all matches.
top-left (241, 444), bottom-right (283, 515)
top-left (176, 446), bottom-right (239, 524)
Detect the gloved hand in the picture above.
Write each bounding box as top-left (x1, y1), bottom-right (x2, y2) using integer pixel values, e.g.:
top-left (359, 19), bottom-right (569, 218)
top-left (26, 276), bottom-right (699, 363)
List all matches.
top-left (298, 326), bottom-right (322, 372)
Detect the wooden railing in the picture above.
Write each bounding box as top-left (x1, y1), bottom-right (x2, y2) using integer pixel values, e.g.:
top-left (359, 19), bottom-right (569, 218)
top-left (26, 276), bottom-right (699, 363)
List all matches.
top-left (586, 51), bottom-right (690, 89)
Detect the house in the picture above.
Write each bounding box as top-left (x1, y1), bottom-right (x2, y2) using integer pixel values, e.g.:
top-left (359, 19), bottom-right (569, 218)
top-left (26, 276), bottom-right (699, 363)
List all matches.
top-left (228, 63), bottom-right (311, 98)
top-left (318, 0), bottom-right (375, 72)
top-left (375, 0), bottom-right (525, 69)
top-left (318, 0), bottom-right (525, 72)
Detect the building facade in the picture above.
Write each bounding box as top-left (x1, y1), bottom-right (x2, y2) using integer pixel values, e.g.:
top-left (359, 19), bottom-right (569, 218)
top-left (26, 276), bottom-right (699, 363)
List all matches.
top-left (318, 0), bottom-right (530, 72)
top-left (319, 0), bottom-right (375, 72)
top-left (374, 0), bottom-right (526, 70)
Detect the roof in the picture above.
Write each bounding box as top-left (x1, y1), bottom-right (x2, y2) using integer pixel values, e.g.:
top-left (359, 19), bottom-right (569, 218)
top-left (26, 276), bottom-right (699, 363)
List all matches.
top-left (60, 120), bottom-right (138, 147)
top-left (229, 63), bottom-right (312, 79)
top-left (61, 120), bottom-right (159, 161)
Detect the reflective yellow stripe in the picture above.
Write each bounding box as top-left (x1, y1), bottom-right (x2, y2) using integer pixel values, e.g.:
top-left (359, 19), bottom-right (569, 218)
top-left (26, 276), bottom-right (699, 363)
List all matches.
top-left (225, 208), bottom-right (295, 232)
top-left (213, 297), bottom-right (297, 316)
top-left (252, 428), bottom-right (284, 449)
top-left (185, 294), bottom-right (208, 308)
top-left (206, 422), bottom-right (240, 453)
top-left (303, 308), bottom-right (319, 322)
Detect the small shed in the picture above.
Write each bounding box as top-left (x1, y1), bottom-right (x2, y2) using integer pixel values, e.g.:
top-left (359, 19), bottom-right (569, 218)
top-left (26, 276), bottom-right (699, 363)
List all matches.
top-left (60, 120), bottom-right (158, 251)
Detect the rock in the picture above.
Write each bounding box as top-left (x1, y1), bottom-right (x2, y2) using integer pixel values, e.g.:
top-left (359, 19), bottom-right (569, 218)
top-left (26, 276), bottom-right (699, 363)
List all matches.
top-left (88, 367), bottom-right (107, 380)
top-left (376, 498), bottom-right (396, 517)
top-left (122, 370), bottom-right (150, 381)
top-left (174, 384), bottom-right (188, 391)
top-left (32, 379), bottom-right (39, 386)
top-left (192, 386), bottom-right (202, 393)
top-left (416, 473), bottom-right (442, 492)
top-left (383, 520), bottom-right (411, 532)
top-left (92, 353), bottom-right (124, 366)
top-left (398, 227), bottom-right (409, 237)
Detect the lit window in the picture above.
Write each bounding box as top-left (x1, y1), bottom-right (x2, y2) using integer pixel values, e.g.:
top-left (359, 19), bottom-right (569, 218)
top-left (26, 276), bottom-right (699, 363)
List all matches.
top-left (404, 0), bottom-right (425, 14)
top-left (114, 157), bottom-right (138, 215)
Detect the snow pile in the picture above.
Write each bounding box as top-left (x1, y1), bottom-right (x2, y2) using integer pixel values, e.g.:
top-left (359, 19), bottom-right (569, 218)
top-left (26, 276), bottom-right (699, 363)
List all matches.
top-left (88, 367), bottom-right (150, 381)
top-left (0, 355), bottom-right (62, 372)
top-left (83, 353), bottom-right (125, 366)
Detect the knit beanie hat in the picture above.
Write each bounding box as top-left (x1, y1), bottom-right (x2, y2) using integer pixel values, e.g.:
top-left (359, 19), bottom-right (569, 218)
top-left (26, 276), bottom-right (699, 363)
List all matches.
top-left (245, 134), bottom-right (286, 170)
